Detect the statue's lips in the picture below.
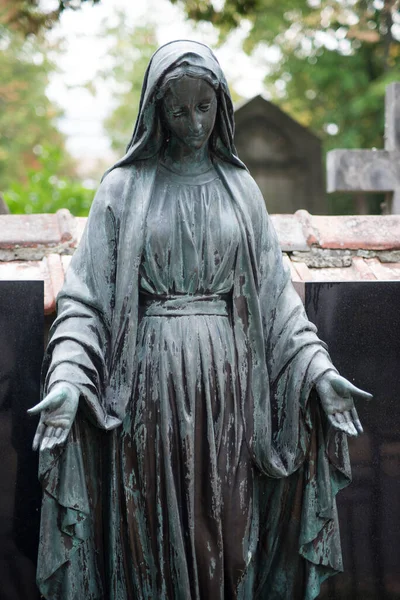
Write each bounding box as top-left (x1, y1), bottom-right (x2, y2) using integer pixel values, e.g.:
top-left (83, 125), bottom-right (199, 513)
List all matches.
top-left (187, 134), bottom-right (206, 145)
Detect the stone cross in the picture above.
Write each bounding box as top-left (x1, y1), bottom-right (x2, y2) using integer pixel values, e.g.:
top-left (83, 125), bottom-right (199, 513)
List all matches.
top-left (327, 82), bottom-right (400, 214)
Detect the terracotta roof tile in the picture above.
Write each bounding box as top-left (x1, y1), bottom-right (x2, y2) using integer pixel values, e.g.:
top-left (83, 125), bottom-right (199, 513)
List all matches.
top-left (61, 255), bottom-right (72, 272)
top-left (304, 264), bottom-right (368, 282)
top-left (365, 258), bottom-right (400, 280)
top-left (291, 261), bottom-right (313, 282)
top-left (282, 253), bottom-right (302, 282)
top-left (0, 209), bottom-right (76, 261)
top-left (0, 258), bottom-right (54, 314)
top-left (46, 254), bottom-right (65, 311)
top-left (0, 259), bottom-right (43, 280)
top-left (351, 256), bottom-right (378, 280)
top-left (270, 215), bottom-right (308, 251)
top-left (305, 214), bottom-right (400, 250)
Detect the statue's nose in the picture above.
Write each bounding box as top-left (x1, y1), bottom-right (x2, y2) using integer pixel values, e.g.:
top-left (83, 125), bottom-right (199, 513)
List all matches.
top-left (190, 113), bottom-right (202, 134)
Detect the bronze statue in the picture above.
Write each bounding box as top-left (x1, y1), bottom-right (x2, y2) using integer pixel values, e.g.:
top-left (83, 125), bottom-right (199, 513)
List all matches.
top-left (29, 40), bottom-right (371, 600)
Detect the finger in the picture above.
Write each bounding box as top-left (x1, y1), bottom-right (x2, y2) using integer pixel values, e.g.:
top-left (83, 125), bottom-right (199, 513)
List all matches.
top-left (327, 414), bottom-right (341, 429)
top-left (58, 428), bottom-right (70, 446)
top-left (327, 413), bottom-right (343, 428)
top-left (47, 427), bottom-right (67, 448)
top-left (46, 434), bottom-right (61, 450)
top-left (44, 426), bottom-right (70, 450)
top-left (339, 379), bottom-right (372, 400)
top-left (341, 410), bottom-right (358, 435)
top-left (40, 436), bottom-right (50, 451)
top-left (28, 398), bottom-right (53, 415)
top-left (28, 393), bottom-right (63, 415)
top-left (330, 376), bottom-right (373, 400)
top-left (336, 412), bottom-right (359, 436)
top-left (343, 410), bottom-right (352, 423)
top-left (46, 426), bottom-right (55, 439)
top-left (351, 407), bottom-right (364, 434)
top-left (348, 385), bottom-right (372, 400)
top-left (43, 417), bottom-right (73, 429)
top-left (329, 413), bottom-right (357, 436)
top-left (40, 426), bottom-right (55, 451)
top-left (344, 419), bottom-right (358, 436)
top-left (32, 422), bottom-right (46, 451)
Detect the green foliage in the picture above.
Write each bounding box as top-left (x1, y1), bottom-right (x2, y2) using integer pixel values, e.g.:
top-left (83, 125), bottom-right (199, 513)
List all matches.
top-left (0, 25), bottom-right (72, 193)
top-left (97, 18), bottom-right (158, 156)
top-left (0, 0), bottom-right (101, 35)
top-left (4, 145), bottom-right (94, 215)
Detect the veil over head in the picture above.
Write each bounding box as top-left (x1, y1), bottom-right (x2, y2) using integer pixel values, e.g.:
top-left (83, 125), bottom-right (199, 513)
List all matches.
top-left (103, 40), bottom-right (245, 179)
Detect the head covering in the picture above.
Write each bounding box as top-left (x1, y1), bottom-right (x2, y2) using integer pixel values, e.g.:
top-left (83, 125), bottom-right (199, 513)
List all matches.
top-left (103, 40), bottom-right (245, 179)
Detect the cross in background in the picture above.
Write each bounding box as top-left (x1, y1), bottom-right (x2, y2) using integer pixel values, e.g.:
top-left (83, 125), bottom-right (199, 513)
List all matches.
top-left (327, 83), bottom-right (400, 214)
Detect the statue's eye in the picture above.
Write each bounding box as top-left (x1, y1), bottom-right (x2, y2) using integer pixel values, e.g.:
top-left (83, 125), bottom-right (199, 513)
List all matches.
top-left (199, 103), bottom-right (211, 112)
top-left (172, 110), bottom-right (185, 118)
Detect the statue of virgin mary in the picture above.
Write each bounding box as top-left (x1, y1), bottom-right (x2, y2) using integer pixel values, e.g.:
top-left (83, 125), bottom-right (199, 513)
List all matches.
top-left (30, 40), bottom-right (370, 600)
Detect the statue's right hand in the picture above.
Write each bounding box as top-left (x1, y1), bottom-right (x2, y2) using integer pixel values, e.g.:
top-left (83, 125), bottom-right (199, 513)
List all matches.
top-left (28, 383), bottom-right (80, 451)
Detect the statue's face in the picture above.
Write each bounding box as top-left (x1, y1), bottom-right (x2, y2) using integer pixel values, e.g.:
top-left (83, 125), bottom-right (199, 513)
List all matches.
top-left (162, 76), bottom-right (217, 151)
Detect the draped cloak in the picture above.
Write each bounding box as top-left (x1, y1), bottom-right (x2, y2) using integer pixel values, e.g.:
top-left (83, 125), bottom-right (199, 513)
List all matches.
top-left (37, 41), bottom-right (351, 600)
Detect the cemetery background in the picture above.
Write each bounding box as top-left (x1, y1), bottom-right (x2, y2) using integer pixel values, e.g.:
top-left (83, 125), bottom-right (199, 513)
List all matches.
top-left (1, 1), bottom-right (400, 599)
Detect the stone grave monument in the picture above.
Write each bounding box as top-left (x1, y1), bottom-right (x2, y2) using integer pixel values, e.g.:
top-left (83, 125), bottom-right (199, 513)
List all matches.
top-left (328, 82), bottom-right (400, 214)
top-left (295, 280), bottom-right (400, 599)
top-left (0, 281), bottom-right (43, 600)
top-left (234, 95), bottom-right (327, 214)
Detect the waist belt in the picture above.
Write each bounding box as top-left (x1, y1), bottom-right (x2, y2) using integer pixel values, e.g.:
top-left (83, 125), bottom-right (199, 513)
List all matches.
top-left (141, 294), bottom-right (229, 317)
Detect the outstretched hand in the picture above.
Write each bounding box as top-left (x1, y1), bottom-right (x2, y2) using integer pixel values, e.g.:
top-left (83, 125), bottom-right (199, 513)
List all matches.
top-left (316, 372), bottom-right (372, 437)
top-left (28, 383), bottom-right (79, 451)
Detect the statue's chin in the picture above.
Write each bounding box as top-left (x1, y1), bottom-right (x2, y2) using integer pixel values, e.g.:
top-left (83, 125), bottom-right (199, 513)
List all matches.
top-left (185, 135), bottom-right (208, 150)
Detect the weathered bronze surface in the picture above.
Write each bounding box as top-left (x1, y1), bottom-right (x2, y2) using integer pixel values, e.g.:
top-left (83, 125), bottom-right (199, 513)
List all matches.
top-left (29, 41), bottom-right (371, 599)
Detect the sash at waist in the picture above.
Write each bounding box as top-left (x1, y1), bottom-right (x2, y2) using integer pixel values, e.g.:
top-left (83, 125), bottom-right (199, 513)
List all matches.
top-left (141, 294), bottom-right (229, 317)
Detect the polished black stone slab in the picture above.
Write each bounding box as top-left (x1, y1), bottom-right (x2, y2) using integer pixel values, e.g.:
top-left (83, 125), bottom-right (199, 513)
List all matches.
top-left (0, 281), bottom-right (43, 600)
top-left (296, 281), bottom-right (400, 600)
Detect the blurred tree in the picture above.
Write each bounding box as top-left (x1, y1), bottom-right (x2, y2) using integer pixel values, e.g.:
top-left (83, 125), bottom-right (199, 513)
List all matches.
top-left (3, 144), bottom-right (94, 215)
top-left (0, 0), bottom-right (100, 35)
top-left (0, 26), bottom-right (71, 190)
top-left (0, 24), bottom-right (95, 215)
top-left (97, 17), bottom-right (158, 156)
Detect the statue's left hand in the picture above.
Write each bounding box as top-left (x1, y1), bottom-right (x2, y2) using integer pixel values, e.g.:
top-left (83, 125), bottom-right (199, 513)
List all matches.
top-left (316, 372), bottom-right (372, 436)
top-left (28, 383), bottom-right (79, 451)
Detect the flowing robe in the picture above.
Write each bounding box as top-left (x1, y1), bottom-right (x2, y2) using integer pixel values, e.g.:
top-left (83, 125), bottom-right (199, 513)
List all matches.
top-left (37, 156), bottom-right (351, 599)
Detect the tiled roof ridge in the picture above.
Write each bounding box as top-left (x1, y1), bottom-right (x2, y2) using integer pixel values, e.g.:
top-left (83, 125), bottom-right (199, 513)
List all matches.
top-left (1, 209), bottom-right (400, 259)
top-left (0, 209), bottom-right (80, 261)
top-left (1, 209), bottom-right (400, 313)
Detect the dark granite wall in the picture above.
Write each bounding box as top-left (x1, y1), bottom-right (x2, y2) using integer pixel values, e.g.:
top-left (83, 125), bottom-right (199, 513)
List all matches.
top-left (0, 282), bottom-right (43, 600)
top-left (302, 281), bottom-right (400, 599)
top-left (1, 280), bottom-right (399, 599)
